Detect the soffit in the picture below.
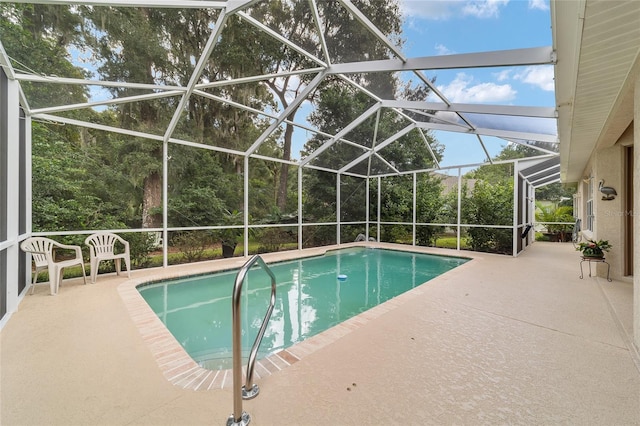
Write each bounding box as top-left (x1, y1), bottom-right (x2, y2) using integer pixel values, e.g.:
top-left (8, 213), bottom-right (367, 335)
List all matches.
top-left (555, 0), bottom-right (640, 183)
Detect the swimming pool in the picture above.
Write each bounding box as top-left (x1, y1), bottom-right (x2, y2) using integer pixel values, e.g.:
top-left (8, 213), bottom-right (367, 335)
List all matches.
top-left (138, 247), bottom-right (469, 370)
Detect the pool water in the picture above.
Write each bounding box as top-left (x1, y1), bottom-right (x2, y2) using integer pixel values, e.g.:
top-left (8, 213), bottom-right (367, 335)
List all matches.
top-left (138, 247), bottom-right (468, 370)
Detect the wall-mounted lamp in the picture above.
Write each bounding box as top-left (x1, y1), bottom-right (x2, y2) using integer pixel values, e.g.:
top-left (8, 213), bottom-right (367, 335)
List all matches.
top-left (599, 180), bottom-right (617, 201)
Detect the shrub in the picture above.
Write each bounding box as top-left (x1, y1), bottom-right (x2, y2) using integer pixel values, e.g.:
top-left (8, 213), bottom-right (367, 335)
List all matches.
top-left (172, 231), bottom-right (215, 263)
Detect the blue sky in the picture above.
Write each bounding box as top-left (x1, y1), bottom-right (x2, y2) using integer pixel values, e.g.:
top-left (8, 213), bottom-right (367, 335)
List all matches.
top-left (401, 0), bottom-right (553, 107)
top-left (291, 0), bottom-right (555, 169)
top-left (397, 0), bottom-right (555, 169)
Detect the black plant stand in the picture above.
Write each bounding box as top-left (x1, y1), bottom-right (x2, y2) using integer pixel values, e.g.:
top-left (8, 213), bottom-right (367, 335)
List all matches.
top-left (579, 256), bottom-right (612, 282)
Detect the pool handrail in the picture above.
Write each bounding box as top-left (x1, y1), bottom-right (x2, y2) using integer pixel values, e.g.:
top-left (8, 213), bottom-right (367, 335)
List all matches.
top-left (228, 254), bottom-right (277, 426)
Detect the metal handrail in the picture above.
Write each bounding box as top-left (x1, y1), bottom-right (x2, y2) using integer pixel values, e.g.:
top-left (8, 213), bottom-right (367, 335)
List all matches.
top-left (227, 255), bottom-right (277, 426)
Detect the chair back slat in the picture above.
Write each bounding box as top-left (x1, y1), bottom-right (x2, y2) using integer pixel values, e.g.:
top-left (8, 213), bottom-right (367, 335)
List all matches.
top-left (86, 233), bottom-right (121, 256)
top-left (20, 237), bottom-right (55, 267)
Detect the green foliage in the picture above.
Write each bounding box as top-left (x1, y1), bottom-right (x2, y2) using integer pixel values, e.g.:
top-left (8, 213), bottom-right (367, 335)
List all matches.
top-left (415, 173), bottom-right (446, 246)
top-left (462, 178), bottom-right (514, 254)
top-left (256, 228), bottom-right (295, 254)
top-left (576, 239), bottom-right (611, 257)
top-left (339, 225), bottom-right (366, 244)
top-left (381, 224), bottom-right (412, 244)
top-left (535, 204), bottom-right (573, 223)
top-left (535, 203), bottom-right (574, 241)
top-left (302, 225), bottom-right (336, 248)
top-left (378, 175), bottom-right (413, 222)
top-left (172, 231), bottom-right (215, 263)
top-left (216, 210), bottom-right (244, 248)
top-left (466, 162), bottom-right (513, 185)
top-left (0, 4), bottom-right (87, 108)
top-left (302, 169), bottom-right (336, 225)
top-left (78, 7), bottom-right (274, 228)
top-left (536, 182), bottom-right (576, 205)
top-left (122, 232), bottom-right (157, 268)
top-left (31, 124), bottom-right (111, 231)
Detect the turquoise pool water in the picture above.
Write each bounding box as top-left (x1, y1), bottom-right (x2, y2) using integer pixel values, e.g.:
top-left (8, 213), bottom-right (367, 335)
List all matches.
top-left (138, 247), bottom-right (469, 370)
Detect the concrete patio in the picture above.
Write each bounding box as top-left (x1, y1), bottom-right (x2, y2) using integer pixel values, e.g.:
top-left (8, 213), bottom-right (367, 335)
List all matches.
top-left (1, 242), bottom-right (639, 425)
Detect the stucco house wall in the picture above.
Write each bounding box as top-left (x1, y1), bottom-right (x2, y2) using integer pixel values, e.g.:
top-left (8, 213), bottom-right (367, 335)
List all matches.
top-left (635, 76), bottom-right (640, 350)
top-left (577, 124), bottom-right (634, 281)
top-left (574, 86), bottom-right (638, 348)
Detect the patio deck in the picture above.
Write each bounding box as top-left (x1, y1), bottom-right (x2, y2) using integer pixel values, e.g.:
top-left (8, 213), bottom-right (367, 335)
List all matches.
top-left (2, 242), bottom-right (639, 425)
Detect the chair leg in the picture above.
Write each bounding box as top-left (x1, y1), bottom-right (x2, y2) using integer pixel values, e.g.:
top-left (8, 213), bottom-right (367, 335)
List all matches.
top-left (30, 267), bottom-right (39, 295)
top-left (80, 262), bottom-right (87, 285)
top-left (125, 256), bottom-right (131, 278)
top-left (56, 268), bottom-right (64, 294)
top-left (115, 258), bottom-right (121, 276)
top-left (49, 267), bottom-right (57, 295)
top-left (90, 259), bottom-right (98, 284)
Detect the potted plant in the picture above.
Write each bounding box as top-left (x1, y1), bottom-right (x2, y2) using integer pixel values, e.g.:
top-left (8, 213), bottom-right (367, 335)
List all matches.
top-left (576, 239), bottom-right (611, 258)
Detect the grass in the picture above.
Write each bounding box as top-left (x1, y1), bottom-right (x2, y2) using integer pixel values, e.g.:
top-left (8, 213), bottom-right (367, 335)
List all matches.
top-left (434, 236), bottom-right (470, 250)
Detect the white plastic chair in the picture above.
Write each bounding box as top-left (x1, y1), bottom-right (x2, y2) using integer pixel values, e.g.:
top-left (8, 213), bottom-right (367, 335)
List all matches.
top-left (84, 232), bottom-right (131, 283)
top-left (20, 237), bottom-right (87, 295)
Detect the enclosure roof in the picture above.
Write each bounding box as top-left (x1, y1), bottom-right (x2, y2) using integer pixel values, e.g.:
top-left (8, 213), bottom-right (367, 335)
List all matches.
top-left (519, 157), bottom-right (560, 189)
top-left (1, 0), bottom-right (560, 178)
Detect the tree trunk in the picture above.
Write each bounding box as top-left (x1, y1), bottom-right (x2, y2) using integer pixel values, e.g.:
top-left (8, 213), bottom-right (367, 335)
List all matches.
top-left (142, 171), bottom-right (162, 228)
top-left (277, 121), bottom-right (294, 210)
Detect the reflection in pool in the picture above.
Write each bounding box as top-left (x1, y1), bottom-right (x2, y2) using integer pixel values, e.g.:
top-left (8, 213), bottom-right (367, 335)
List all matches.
top-left (138, 247), bottom-right (469, 370)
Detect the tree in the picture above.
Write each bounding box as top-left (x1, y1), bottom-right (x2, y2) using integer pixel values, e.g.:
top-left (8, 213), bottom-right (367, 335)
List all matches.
top-left (301, 70), bottom-right (443, 246)
top-left (467, 142), bottom-right (555, 184)
top-left (536, 182), bottom-right (576, 205)
top-left (80, 8), bottom-right (274, 228)
top-left (535, 203), bottom-right (573, 242)
top-left (460, 143), bottom-right (536, 254)
top-left (463, 179), bottom-right (513, 254)
top-left (0, 5), bottom-right (132, 236)
top-left (0, 4), bottom-right (87, 107)
top-left (81, 7), bottom-right (179, 229)
top-left (415, 173), bottom-right (446, 246)
top-left (250, 0), bottom-right (404, 211)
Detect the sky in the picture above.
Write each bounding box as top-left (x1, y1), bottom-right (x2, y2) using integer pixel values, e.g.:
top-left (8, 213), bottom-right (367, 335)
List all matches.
top-left (401, 0), bottom-right (553, 107)
top-left (290, 0), bottom-right (555, 170)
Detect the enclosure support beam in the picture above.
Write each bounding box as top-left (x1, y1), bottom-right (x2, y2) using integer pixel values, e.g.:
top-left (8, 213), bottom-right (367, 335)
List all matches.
top-left (377, 177), bottom-right (381, 243)
top-left (244, 156), bottom-right (250, 258)
top-left (512, 161), bottom-right (519, 257)
top-left (457, 168), bottom-right (462, 251)
top-left (365, 178), bottom-right (370, 242)
top-left (298, 168), bottom-right (303, 251)
top-left (412, 173), bottom-right (417, 246)
top-left (327, 46), bottom-right (555, 74)
top-left (162, 139), bottom-right (168, 268)
top-left (336, 174), bottom-right (341, 245)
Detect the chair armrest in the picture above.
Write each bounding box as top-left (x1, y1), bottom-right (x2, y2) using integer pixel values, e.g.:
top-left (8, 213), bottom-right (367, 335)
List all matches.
top-left (114, 235), bottom-right (131, 253)
top-left (52, 242), bottom-right (84, 259)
